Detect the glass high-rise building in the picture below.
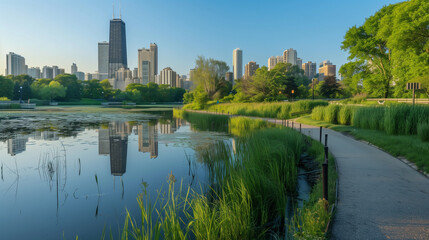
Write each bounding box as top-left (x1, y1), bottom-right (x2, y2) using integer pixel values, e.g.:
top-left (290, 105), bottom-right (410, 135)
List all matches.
top-left (98, 41), bottom-right (109, 77)
top-left (108, 18), bottom-right (127, 78)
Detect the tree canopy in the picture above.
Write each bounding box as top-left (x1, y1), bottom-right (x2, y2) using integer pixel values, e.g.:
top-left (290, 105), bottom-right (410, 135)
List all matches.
top-left (193, 56), bottom-right (232, 100)
top-left (341, 0), bottom-right (429, 97)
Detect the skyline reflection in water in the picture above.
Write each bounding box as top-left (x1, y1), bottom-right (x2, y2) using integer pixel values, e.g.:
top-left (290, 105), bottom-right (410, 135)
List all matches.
top-left (0, 112), bottom-right (231, 240)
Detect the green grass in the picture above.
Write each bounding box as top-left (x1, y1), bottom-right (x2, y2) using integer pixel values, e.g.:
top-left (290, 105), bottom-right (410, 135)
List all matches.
top-left (0, 103), bottom-right (21, 109)
top-left (229, 117), bottom-right (274, 137)
top-left (417, 123), bottom-right (429, 142)
top-left (173, 109), bottom-right (229, 132)
top-left (202, 100), bottom-right (328, 119)
top-left (298, 115), bottom-right (429, 173)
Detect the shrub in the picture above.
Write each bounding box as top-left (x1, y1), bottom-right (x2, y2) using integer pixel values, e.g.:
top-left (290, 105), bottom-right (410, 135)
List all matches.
top-left (323, 105), bottom-right (340, 124)
top-left (417, 122), bottom-right (429, 142)
top-left (311, 106), bottom-right (326, 121)
top-left (337, 105), bottom-right (355, 125)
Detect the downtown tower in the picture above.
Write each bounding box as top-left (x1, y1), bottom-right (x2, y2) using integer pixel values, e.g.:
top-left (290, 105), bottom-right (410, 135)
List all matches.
top-left (108, 18), bottom-right (127, 78)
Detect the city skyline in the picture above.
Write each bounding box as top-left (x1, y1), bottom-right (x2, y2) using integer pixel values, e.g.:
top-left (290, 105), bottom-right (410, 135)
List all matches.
top-left (0, 0), bottom-right (403, 77)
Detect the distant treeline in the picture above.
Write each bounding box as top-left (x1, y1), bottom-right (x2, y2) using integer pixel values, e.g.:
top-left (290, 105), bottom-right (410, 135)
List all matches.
top-left (0, 74), bottom-right (185, 103)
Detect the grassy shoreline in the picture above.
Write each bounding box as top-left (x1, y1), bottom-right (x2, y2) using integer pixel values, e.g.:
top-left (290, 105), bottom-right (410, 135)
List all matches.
top-left (296, 115), bottom-right (429, 174)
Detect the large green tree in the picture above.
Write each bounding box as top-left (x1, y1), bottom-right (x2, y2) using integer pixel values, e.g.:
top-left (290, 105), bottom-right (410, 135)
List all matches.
top-left (341, 0), bottom-right (429, 98)
top-left (0, 76), bottom-right (14, 99)
top-left (40, 81), bottom-right (67, 101)
top-left (193, 56), bottom-right (231, 100)
top-left (320, 76), bottom-right (342, 98)
top-left (341, 4), bottom-right (396, 98)
top-left (82, 79), bottom-right (104, 99)
top-left (54, 74), bottom-right (81, 100)
top-left (234, 63), bottom-right (303, 102)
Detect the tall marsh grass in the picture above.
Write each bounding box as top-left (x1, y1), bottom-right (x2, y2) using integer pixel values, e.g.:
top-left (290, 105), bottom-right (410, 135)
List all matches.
top-left (173, 109), bottom-right (229, 132)
top-left (115, 126), bottom-right (307, 239)
top-left (206, 100), bottom-right (328, 119)
top-left (417, 123), bottom-right (429, 142)
top-left (311, 103), bottom-right (429, 137)
top-left (107, 113), bottom-right (336, 240)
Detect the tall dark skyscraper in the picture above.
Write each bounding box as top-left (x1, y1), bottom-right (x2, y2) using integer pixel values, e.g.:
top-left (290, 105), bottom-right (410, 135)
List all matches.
top-left (108, 18), bottom-right (127, 78)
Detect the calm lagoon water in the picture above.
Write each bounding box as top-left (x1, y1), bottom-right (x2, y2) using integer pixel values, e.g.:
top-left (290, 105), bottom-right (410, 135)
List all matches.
top-left (0, 110), bottom-right (232, 239)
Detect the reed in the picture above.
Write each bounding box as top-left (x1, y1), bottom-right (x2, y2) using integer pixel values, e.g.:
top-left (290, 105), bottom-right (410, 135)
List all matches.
top-left (311, 106), bottom-right (326, 121)
top-left (323, 105), bottom-right (340, 124)
top-left (417, 123), bottom-right (429, 142)
top-left (337, 105), bottom-right (355, 125)
top-left (206, 100), bottom-right (328, 119)
top-left (174, 109), bottom-right (229, 133)
top-left (107, 115), bottom-right (336, 240)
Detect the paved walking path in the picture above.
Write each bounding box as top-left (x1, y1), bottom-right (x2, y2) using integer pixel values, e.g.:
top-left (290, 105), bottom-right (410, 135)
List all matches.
top-left (187, 110), bottom-right (429, 239)
top-left (272, 120), bottom-right (429, 240)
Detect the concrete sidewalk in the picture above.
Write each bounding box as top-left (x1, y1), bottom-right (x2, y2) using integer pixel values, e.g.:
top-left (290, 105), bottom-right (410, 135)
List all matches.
top-left (273, 120), bottom-right (429, 240)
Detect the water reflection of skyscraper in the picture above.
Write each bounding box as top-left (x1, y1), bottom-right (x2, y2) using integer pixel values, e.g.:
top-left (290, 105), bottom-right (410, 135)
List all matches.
top-left (137, 122), bottom-right (158, 158)
top-left (98, 119), bottom-right (185, 172)
top-left (96, 122), bottom-right (131, 176)
top-left (7, 134), bottom-right (29, 156)
top-left (7, 130), bottom-right (61, 156)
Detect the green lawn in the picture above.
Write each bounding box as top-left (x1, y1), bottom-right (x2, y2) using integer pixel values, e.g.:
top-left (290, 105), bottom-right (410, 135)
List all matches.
top-left (296, 115), bottom-right (429, 173)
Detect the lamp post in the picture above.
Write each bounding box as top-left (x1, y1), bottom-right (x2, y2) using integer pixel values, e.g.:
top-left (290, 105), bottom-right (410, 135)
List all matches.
top-left (19, 86), bottom-right (23, 103)
top-left (312, 78), bottom-right (315, 100)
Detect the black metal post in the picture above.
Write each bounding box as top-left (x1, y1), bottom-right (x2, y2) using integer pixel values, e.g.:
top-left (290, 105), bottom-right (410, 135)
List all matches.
top-left (324, 146), bottom-right (329, 161)
top-left (319, 126), bottom-right (322, 143)
top-left (323, 145), bottom-right (329, 201)
top-left (325, 134), bottom-right (328, 147)
top-left (299, 123), bottom-right (301, 133)
top-left (413, 88), bottom-right (415, 106)
top-left (322, 160), bottom-right (328, 201)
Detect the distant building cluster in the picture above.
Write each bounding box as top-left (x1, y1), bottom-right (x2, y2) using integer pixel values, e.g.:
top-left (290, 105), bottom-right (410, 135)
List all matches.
top-left (266, 49), bottom-right (337, 82)
top-left (5, 11), bottom-right (193, 92)
top-left (230, 47), bottom-right (337, 86)
top-left (4, 10), bottom-right (338, 94)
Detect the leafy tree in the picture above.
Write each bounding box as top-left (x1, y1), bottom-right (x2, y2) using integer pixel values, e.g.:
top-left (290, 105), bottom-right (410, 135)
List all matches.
top-left (0, 76), bottom-right (14, 99)
top-left (387, 0), bottom-right (429, 97)
top-left (82, 79), bottom-right (104, 99)
top-left (30, 78), bottom-right (52, 99)
top-left (339, 61), bottom-right (367, 95)
top-left (183, 91), bottom-right (194, 104)
top-left (40, 81), bottom-right (67, 101)
top-left (192, 87), bottom-right (209, 109)
top-left (193, 56), bottom-right (231, 100)
top-left (7, 75), bottom-right (34, 100)
top-left (341, 4), bottom-right (396, 97)
top-left (341, 0), bottom-right (429, 98)
top-left (235, 63), bottom-right (300, 102)
top-left (54, 74), bottom-right (81, 100)
top-left (320, 76), bottom-right (342, 98)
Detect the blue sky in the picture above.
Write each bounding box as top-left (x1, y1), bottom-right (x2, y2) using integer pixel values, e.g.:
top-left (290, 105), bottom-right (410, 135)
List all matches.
top-left (0, 0), bottom-right (403, 77)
